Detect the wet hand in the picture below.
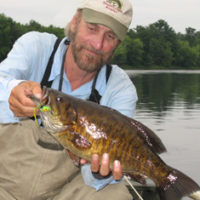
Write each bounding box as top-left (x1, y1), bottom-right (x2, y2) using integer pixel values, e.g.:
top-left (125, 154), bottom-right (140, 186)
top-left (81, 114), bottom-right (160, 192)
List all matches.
top-left (9, 81), bottom-right (42, 117)
top-left (80, 153), bottom-right (122, 180)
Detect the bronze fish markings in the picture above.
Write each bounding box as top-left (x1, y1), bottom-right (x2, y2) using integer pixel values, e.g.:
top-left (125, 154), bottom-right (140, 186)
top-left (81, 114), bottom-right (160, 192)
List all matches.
top-left (31, 87), bottom-right (200, 200)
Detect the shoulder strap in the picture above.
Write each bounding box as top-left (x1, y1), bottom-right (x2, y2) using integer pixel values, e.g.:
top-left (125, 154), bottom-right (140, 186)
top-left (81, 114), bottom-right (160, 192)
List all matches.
top-left (88, 64), bottom-right (112, 104)
top-left (41, 38), bottom-right (61, 88)
top-left (106, 64), bottom-right (112, 83)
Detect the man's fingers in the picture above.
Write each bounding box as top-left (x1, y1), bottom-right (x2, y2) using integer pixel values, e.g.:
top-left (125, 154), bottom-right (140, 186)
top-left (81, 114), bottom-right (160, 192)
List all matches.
top-left (99, 153), bottom-right (110, 176)
top-left (91, 154), bottom-right (99, 173)
top-left (112, 160), bottom-right (122, 180)
top-left (9, 81), bottom-right (42, 117)
top-left (9, 95), bottom-right (34, 117)
top-left (85, 153), bottom-right (123, 180)
top-left (32, 87), bottom-right (42, 99)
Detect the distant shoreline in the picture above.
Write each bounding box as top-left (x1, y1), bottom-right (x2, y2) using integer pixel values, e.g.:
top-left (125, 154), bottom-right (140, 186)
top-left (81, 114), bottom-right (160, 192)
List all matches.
top-left (126, 69), bottom-right (200, 75)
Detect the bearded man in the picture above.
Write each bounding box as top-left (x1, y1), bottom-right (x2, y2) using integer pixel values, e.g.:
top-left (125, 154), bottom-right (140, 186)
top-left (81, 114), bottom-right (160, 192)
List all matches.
top-left (0, 0), bottom-right (138, 199)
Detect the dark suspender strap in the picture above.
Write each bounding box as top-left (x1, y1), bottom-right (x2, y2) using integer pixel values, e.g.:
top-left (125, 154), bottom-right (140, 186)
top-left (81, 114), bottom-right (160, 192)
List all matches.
top-left (106, 64), bottom-right (112, 83)
top-left (40, 36), bottom-right (112, 104)
top-left (88, 68), bottom-right (101, 104)
top-left (41, 38), bottom-right (61, 88)
top-left (88, 64), bottom-right (112, 104)
top-left (88, 89), bottom-right (102, 104)
top-left (59, 39), bottom-right (70, 91)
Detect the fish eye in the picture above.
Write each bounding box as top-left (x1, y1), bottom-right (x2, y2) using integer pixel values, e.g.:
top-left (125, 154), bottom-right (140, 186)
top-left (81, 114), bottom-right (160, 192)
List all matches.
top-left (56, 96), bottom-right (63, 102)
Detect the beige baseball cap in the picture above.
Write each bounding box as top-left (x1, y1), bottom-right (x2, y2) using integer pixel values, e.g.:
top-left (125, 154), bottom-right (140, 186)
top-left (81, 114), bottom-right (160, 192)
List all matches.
top-left (78, 0), bottom-right (133, 41)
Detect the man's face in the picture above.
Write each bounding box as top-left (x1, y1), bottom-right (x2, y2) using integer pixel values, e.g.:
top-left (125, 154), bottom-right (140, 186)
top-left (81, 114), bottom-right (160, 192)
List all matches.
top-left (70, 17), bottom-right (119, 73)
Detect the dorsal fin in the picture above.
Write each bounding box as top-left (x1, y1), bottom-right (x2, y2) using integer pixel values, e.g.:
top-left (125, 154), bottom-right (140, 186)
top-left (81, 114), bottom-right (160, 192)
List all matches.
top-left (131, 119), bottom-right (166, 154)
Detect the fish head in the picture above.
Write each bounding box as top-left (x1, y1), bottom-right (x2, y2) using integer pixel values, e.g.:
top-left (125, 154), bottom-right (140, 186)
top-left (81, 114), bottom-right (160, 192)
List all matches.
top-left (30, 87), bottom-right (76, 135)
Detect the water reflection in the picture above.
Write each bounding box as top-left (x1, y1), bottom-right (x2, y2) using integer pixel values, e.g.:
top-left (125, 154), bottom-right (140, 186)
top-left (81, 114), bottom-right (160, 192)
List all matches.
top-left (128, 71), bottom-right (200, 200)
top-left (130, 72), bottom-right (200, 117)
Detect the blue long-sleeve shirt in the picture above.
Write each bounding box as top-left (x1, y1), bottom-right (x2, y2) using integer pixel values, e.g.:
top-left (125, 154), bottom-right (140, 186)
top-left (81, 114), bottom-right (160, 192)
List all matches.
top-left (0, 31), bottom-right (138, 190)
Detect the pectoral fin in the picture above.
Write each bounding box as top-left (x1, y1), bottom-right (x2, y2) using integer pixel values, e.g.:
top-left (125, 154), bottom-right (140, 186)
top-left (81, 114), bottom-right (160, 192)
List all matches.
top-left (72, 132), bottom-right (92, 150)
top-left (55, 130), bottom-right (91, 151)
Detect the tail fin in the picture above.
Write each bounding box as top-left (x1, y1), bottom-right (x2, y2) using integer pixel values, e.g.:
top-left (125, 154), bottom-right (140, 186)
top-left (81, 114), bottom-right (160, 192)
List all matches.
top-left (158, 167), bottom-right (200, 200)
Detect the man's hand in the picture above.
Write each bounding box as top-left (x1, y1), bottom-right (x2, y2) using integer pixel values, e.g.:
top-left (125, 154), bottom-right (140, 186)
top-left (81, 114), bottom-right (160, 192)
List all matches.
top-left (80, 153), bottom-right (122, 180)
top-left (9, 81), bottom-right (42, 117)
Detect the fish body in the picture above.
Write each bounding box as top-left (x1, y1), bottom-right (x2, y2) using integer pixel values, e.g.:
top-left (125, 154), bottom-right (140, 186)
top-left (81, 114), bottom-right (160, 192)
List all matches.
top-left (31, 87), bottom-right (200, 200)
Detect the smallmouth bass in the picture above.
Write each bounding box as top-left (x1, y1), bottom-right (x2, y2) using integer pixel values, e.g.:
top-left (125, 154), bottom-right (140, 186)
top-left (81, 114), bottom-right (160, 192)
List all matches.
top-left (30, 87), bottom-right (200, 200)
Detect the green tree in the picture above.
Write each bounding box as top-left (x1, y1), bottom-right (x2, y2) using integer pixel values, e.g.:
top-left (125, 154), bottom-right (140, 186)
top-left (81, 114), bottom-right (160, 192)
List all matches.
top-left (112, 36), bottom-right (144, 68)
top-left (0, 14), bottom-right (65, 62)
top-left (112, 43), bottom-right (127, 65)
top-left (192, 45), bottom-right (200, 67)
top-left (0, 14), bottom-right (24, 60)
top-left (185, 27), bottom-right (196, 46)
top-left (135, 25), bottom-right (153, 67)
top-left (1, 13), bottom-right (200, 68)
top-left (135, 20), bottom-right (177, 68)
top-left (176, 40), bottom-right (198, 68)
top-left (149, 39), bottom-right (173, 67)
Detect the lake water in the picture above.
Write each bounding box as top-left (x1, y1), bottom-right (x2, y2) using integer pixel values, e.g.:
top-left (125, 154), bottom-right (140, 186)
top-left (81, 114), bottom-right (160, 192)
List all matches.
top-left (127, 70), bottom-right (200, 200)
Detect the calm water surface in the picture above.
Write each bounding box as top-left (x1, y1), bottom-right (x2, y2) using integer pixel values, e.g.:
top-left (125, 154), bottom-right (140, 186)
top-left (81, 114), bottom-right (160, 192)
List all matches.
top-left (128, 70), bottom-right (200, 200)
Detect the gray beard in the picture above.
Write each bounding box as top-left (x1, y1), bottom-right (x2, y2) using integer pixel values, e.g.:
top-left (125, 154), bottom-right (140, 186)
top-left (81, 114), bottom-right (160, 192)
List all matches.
top-left (71, 43), bottom-right (104, 73)
top-left (69, 29), bottom-right (113, 73)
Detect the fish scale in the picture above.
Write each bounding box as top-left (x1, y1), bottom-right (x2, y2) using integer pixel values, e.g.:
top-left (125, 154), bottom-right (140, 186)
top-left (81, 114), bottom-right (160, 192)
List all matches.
top-left (30, 87), bottom-right (200, 200)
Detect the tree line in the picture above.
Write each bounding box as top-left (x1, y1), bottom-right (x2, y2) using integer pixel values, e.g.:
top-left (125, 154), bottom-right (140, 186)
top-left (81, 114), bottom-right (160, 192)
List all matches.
top-left (0, 14), bottom-right (65, 62)
top-left (0, 13), bottom-right (200, 69)
top-left (113, 20), bottom-right (200, 69)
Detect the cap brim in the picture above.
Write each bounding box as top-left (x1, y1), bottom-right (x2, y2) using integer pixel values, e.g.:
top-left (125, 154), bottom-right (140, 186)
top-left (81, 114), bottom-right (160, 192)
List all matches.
top-left (82, 8), bottom-right (127, 41)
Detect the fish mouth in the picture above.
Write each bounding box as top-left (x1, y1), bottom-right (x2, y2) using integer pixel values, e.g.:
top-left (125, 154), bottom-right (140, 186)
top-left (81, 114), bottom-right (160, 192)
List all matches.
top-left (41, 86), bottom-right (49, 105)
top-left (29, 86), bottom-right (67, 134)
top-left (40, 111), bottom-right (66, 134)
top-left (28, 86), bottom-right (48, 107)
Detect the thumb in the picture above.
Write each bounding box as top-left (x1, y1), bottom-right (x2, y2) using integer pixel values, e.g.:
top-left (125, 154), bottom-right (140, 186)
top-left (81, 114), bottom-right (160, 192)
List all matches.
top-left (32, 86), bottom-right (42, 99)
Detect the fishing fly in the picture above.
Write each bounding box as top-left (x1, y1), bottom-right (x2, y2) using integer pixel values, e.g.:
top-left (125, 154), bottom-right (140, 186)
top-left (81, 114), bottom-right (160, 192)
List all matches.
top-left (41, 106), bottom-right (51, 112)
top-left (33, 105), bottom-right (51, 127)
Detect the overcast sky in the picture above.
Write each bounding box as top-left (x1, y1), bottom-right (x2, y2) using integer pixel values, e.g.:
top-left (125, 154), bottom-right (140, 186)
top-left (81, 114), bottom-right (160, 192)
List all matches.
top-left (0, 0), bottom-right (199, 33)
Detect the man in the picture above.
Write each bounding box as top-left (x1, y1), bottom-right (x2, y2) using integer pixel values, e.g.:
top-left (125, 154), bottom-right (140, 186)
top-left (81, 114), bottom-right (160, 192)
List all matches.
top-left (0, 0), bottom-right (138, 199)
